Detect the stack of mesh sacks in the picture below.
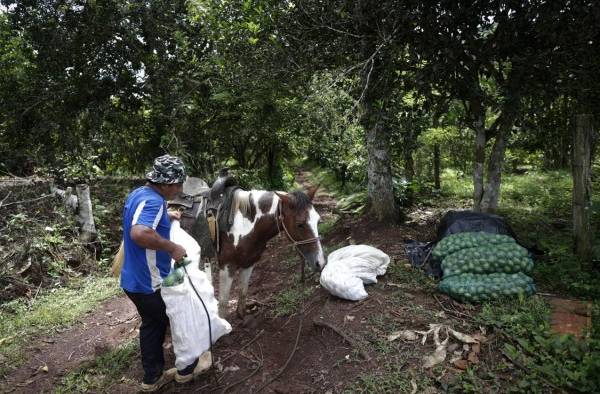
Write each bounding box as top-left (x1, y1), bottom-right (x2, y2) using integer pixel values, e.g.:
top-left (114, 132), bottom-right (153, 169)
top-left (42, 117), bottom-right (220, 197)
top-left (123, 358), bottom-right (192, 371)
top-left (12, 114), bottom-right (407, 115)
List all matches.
top-left (434, 232), bottom-right (535, 303)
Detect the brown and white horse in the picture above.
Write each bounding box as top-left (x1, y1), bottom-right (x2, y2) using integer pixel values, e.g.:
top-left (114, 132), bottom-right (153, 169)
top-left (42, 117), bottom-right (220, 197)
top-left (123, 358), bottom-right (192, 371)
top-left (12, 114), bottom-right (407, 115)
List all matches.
top-left (217, 187), bottom-right (326, 317)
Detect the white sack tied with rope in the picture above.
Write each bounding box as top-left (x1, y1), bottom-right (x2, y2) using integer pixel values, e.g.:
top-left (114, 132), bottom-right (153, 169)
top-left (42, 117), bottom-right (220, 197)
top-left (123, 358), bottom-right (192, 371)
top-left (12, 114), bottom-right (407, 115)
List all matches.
top-left (161, 221), bottom-right (232, 370)
top-left (320, 245), bottom-right (390, 301)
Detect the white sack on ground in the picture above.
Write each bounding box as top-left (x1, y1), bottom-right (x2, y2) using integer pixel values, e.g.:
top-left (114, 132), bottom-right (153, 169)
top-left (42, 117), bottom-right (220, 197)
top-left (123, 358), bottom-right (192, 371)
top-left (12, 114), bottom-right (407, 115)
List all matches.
top-left (162, 221), bottom-right (232, 370)
top-left (320, 245), bottom-right (391, 301)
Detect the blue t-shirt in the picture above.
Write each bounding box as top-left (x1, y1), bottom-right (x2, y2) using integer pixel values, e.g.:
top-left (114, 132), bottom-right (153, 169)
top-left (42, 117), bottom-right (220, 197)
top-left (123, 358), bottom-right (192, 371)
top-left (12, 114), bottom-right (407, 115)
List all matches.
top-left (120, 186), bottom-right (172, 294)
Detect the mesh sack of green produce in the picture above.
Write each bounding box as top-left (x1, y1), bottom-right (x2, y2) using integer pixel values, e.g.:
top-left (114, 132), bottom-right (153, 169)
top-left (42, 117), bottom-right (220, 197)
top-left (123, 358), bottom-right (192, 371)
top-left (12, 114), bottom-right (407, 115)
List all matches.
top-left (439, 272), bottom-right (535, 303)
top-left (433, 231), bottom-right (517, 260)
top-left (441, 239), bottom-right (534, 276)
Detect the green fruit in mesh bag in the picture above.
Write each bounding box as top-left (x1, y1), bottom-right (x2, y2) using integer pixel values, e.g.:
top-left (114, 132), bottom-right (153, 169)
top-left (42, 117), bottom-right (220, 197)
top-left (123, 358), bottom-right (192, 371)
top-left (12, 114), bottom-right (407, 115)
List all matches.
top-left (433, 232), bottom-right (516, 259)
top-left (442, 242), bottom-right (533, 275)
top-left (439, 272), bottom-right (535, 303)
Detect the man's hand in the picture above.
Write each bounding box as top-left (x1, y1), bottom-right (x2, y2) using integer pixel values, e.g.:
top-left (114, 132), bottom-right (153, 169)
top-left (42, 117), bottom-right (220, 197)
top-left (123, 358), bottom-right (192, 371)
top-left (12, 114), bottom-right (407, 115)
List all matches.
top-left (168, 209), bottom-right (182, 221)
top-left (169, 243), bottom-right (187, 261)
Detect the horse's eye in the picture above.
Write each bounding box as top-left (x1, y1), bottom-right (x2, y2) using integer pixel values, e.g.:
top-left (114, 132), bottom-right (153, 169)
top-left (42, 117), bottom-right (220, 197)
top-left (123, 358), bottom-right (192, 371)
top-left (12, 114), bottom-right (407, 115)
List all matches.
top-left (297, 223), bottom-right (305, 229)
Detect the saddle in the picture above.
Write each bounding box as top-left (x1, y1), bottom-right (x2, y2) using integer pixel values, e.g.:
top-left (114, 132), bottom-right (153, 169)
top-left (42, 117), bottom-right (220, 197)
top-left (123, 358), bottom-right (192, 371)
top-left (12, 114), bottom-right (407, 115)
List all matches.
top-left (168, 168), bottom-right (239, 258)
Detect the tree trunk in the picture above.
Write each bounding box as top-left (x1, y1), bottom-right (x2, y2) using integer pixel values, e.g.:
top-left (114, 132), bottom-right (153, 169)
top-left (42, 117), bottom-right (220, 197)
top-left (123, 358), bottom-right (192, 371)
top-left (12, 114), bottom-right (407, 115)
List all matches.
top-left (572, 114), bottom-right (594, 265)
top-left (433, 144), bottom-right (441, 190)
top-left (480, 130), bottom-right (506, 212)
top-left (472, 106), bottom-right (486, 212)
top-left (76, 184), bottom-right (97, 243)
top-left (354, 1), bottom-right (397, 223)
top-left (366, 114), bottom-right (398, 222)
top-left (404, 140), bottom-right (415, 205)
top-left (266, 147), bottom-right (278, 187)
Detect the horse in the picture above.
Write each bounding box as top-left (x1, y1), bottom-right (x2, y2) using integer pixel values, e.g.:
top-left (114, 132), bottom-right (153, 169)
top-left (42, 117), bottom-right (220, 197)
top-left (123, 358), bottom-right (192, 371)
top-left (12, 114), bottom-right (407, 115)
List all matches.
top-left (216, 186), bottom-right (326, 318)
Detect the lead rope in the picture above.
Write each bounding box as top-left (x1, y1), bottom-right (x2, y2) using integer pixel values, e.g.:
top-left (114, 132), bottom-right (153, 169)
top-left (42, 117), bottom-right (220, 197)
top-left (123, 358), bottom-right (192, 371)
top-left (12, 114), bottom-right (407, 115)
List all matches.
top-left (181, 264), bottom-right (217, 384)
top-left (252, 203), bottom-right (312, 393)
top-left (253, 256), bottom-right (307, 394)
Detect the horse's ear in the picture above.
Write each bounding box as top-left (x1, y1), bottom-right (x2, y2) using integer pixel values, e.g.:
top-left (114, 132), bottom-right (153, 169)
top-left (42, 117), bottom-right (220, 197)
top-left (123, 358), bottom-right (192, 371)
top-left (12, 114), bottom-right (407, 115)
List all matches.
top-left (307, 184), bottom-right (320, 201)
top-left (275, 191), bottom-right (292, 206)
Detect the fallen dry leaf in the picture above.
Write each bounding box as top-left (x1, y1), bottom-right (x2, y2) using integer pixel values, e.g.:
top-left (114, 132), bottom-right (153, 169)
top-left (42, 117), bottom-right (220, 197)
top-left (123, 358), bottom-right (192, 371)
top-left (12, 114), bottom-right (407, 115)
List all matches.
top-left (448, 327), bottom-right (479, 344)
top-left (410, 379), bottom-right (418, 394)
top-left (449, 350), bottom-right (463, 364)
top-left (0, 335), bottom-right (15, 346)
top-left (423, 344), bottom-right (447, 369)
top-left (471, 333), bottom-right (488, 343)
top-left (453, 359), bottom-right (469, 370)
top-left (387, 330), bottom-right (419, 342)
top-left (423, 325), bottom-right (449, 368)
top-left (468, 351), bottom-right (480, 364)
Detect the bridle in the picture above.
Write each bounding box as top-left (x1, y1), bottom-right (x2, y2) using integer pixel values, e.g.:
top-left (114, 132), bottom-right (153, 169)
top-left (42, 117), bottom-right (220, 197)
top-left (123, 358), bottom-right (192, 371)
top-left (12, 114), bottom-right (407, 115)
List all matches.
top-left (276, 200), bottom-right (320, 247)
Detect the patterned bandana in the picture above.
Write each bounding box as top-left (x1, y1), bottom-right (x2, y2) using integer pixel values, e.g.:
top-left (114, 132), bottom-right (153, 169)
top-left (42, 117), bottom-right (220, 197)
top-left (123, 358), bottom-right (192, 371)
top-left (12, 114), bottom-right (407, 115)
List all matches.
top-left (145, 154), bottom-right (186, 184)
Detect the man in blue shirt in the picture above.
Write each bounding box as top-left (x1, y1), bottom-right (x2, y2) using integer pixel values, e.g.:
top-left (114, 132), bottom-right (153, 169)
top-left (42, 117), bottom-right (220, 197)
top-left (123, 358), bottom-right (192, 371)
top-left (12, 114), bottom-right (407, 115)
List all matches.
top-left (121, 154), bottom-right (188, 391)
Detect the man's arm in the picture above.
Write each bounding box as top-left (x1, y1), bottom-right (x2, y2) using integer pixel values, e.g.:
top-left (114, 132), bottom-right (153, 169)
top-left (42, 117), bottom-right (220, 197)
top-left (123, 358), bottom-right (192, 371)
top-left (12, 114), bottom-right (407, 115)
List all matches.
top-left (130, 225), bottom-right (187, 261)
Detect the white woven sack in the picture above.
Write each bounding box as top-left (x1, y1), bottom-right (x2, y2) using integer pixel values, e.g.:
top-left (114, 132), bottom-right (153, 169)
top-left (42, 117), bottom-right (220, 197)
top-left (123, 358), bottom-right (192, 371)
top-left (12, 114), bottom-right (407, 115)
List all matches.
top-left (319, 259), bottom-right (368, 301)
top-left (327, 245), bottom-right (390, 277)
top-left (161, 221), bottom-right (232, 370)
top-left (320, 245), bottom-right (390, 301)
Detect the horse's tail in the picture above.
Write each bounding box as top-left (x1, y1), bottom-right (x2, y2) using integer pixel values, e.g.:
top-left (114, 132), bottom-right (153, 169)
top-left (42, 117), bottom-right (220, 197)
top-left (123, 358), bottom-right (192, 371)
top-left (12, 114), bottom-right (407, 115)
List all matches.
top-left (111, 240), bottom-right (125, 278)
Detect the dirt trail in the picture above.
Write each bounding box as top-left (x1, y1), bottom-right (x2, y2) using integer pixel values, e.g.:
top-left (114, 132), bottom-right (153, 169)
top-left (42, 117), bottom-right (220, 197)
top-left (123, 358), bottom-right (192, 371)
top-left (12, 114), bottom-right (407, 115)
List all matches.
top-left (1, 170), bottom-right (447, 393)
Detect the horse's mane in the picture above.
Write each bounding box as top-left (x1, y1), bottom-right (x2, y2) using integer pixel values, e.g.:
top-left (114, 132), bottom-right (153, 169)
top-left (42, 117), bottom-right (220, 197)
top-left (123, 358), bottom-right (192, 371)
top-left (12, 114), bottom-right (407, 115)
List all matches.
top-left (289, 190), bottom-right (312, 211)
top-left (232, 189), bottom-right (252, 218)
top-left (231, 189), bottom-right (311, 221)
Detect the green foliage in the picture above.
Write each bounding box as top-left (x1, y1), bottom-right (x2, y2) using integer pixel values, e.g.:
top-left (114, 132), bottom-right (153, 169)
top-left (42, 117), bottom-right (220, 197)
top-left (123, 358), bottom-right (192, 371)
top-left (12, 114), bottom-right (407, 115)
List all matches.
top-left (50, 154), bottom-right (104, 184)
top-left (471, 297), bottom-right (600, 393)
top-left (299, 71), bottom-right (367, 186)
top-left (57, 340), bottom-right (138, 393)
top-left (317, 213), bottom-right (340, 237)
top-left (336, 192), bottom-right (368, 215)
top-left (477, 296), bottom-right (551, 338)
top-left (0, 204), bottom-right (88, 281)
top-left (0, 277), bottom-right (120, 375)
top-left (271, 284), bottom-right (314, 317)
top-left (346, 364), bottom-right (433, 394)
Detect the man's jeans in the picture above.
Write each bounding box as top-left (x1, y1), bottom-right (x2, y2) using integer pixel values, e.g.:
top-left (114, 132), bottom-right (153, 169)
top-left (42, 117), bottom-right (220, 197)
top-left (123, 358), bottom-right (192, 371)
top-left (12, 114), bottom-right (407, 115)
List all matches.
top-left (125, 289), bottom-right (169, 384)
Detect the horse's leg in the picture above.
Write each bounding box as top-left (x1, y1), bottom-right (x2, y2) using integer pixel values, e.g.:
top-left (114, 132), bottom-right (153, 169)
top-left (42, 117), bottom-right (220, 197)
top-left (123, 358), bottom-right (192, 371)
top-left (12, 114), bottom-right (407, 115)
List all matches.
top-left (237, 265), bottom-right (254, 318)
top-left (203, 258), bottom-right (213, 285)
top-left (218, 265), bottom-right (234, 318)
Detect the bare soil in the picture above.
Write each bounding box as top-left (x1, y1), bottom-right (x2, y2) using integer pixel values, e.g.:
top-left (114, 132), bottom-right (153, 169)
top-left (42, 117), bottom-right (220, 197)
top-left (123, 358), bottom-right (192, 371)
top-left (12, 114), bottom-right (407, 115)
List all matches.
top-left (0, 172), bottom-right (484, 394)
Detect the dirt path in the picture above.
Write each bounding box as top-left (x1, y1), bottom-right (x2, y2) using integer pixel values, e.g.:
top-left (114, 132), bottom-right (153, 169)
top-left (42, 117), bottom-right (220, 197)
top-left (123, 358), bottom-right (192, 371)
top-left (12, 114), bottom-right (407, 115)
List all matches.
top-left (1, 170), bottom-right (453, 393)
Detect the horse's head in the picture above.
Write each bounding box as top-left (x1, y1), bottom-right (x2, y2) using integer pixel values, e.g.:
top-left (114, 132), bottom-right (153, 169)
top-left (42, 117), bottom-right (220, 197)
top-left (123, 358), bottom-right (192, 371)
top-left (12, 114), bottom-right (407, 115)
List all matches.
top-left (275, 187), bottom-right (326, 271)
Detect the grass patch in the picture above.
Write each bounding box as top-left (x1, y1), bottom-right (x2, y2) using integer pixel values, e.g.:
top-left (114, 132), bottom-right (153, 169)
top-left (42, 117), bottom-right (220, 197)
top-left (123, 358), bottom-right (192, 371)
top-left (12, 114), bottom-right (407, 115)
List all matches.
top-left (455, 296), bottom-right (600, 393)
top-left (0, 276), bottom-right (120, 375)
top-left (57, 339), bottom-right (138, 393)
top-left (345, 364), bottom-right (434, 394)
top-left (385, 261), bottom-right (437, 292)
top-left (363, 313), bottom-right (400, 355)
top-left (271, 284), bottom-right (314, 317)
